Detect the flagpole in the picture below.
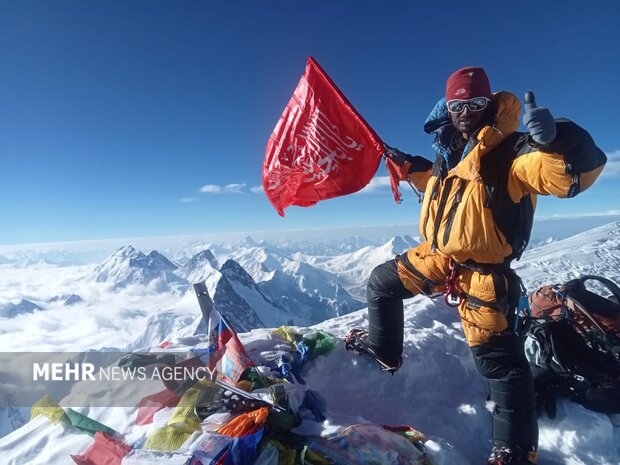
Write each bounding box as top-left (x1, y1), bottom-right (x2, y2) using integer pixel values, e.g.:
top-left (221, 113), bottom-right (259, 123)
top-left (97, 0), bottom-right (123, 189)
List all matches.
top-left (192, 281), bottom-right (286, 412)
top-left (193, 281), bottom-right (214, 321)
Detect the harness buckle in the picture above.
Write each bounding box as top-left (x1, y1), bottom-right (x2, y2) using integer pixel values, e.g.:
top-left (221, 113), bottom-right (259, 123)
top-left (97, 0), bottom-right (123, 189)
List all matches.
top-left (445, 292), bottom-right (462, 307)
top-left (444, 263), bottom-right (463, 308)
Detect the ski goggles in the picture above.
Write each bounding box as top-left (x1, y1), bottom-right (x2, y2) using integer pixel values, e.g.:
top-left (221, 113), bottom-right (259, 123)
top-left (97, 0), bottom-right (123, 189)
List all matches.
top-left (446, 97), bottom-right (490, 113)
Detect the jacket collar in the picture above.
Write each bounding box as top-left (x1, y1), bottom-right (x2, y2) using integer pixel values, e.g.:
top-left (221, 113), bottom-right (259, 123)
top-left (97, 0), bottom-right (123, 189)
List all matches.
top-left (424, 92), bottom-right (521, 175)
top-left (423, 97), bottom-right (454, 161)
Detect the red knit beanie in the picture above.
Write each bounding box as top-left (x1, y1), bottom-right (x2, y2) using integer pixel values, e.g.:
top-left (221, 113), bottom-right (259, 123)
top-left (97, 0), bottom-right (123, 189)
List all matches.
top-left (445, 66), bottom-right (492, 101)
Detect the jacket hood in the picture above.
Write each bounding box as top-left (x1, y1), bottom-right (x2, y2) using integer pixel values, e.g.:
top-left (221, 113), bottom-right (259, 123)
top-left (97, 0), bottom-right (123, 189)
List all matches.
top-left (423, 92), bottom-right (521, 160)
top-left (424, 97), bottom-right (451, 135)
top-left (423, 98), bottom-right (456, 159)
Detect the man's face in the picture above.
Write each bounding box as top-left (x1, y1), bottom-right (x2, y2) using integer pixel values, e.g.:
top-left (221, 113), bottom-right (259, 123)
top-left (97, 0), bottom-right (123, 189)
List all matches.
top-left (448, 98), bottom-right (490, 136)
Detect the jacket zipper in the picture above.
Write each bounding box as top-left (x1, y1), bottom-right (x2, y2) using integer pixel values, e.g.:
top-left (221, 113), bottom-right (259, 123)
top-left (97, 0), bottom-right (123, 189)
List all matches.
top-left (422, 176), bottom-right (441, 237)
top-left (431, 177), bottom-right (454, 252)
top-left (442, 179), bottom-right (466, 247)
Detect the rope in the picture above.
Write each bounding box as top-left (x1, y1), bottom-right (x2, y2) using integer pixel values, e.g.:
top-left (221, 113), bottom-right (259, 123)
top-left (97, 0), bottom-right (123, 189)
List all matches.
top-left (406, 180), bottom-right (423, 203)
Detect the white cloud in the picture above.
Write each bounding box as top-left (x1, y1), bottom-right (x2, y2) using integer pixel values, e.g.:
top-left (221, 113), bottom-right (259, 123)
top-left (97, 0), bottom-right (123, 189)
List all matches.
top-left (223, 183), bottom-right (246, 193)
top-left (199, 183), bottom-right (247, 194)
top-left (250, 185), bottom-right (264, 194)
top-left (0, 263), bottom-right (181, 351)
top-left (180, 197), bottom-right (199, 203)
top-left (539, 209), bottom-right (620, 220)
top-left (199, 184), bottom-right (222, 194)
top-left (356, 176), bottom-right (392, 194)
top-left (601, 150), bottom-right (620, 178)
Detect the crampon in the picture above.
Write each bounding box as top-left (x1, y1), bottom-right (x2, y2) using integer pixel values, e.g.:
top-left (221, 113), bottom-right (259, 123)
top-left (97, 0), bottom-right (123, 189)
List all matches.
top-left (345, 329), bottom-right (402, 374)
top-left (488, 446), bottom-right (535, 465)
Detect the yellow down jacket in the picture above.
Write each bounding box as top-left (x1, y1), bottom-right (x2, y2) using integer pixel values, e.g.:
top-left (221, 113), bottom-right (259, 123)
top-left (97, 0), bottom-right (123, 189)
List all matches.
top-left (404, 91), bottom-right (606, 265)
top-left (395, 92), bottom-right (607, 345)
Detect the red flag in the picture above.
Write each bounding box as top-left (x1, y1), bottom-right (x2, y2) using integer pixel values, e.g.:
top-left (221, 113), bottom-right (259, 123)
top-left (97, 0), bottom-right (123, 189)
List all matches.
top-left (263, 56), bottom-right (384, 216)
top-left (71, 433), bottom-right (131, 465)
top-left (385, 157), bottom-right (410, 204)
top-left (135, 388), bottom-right (181, 425)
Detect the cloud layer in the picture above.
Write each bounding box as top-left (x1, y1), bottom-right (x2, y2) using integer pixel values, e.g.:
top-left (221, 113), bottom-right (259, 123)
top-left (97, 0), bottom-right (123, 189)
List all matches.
top-left (188, 149), bottom-right (618, 204)
top-left (197, 183), bottom-right (264, 195)
top-left (602, 150), bottom-right (620, 178)
top-left (356, 176), bottom-right (392, 194)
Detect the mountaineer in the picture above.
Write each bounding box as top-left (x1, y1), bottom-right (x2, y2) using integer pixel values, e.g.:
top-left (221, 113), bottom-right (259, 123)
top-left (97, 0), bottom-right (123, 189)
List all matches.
top-left (347, 66), bottom-right (607, 464)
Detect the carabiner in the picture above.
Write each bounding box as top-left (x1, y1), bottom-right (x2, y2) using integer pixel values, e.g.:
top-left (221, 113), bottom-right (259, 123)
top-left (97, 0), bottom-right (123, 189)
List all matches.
top-left (444, 263), bottom-right (463, 307)
top-left (445, 292), bottom-right (462, 307)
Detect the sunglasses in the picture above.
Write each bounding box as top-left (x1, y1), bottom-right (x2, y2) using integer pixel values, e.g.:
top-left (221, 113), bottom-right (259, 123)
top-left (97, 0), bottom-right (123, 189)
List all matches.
top-left (446, 97), bottom-right (490, 113)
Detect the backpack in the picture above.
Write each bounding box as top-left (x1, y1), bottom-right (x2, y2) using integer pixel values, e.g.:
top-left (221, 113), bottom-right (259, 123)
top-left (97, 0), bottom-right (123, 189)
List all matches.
top-left (525, 275), bottom-right (620, 417)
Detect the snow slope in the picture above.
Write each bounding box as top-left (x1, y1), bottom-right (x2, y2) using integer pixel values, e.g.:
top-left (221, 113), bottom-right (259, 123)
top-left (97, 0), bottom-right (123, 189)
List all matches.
top-left (305, 235), bottom-right (418, 298)
top-left (516, 221), bottom-right (620, 291)
top-left (0, 223), bottom-right (619, 463)
top-left (0, 296), bottom-right (617, 464)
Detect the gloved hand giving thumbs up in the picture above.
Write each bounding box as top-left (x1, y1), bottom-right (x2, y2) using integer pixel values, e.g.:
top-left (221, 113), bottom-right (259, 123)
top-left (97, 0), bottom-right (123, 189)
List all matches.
top-left (523, 90), bottom-right (557, 146)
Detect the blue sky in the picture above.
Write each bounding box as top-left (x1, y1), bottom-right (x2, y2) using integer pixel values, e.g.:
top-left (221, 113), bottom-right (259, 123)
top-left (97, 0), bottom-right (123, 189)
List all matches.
top-left (1, 1), bottom-right (619, 245)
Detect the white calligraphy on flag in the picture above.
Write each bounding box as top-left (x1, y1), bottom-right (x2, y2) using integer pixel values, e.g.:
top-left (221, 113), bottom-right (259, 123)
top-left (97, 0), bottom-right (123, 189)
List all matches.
top-left (266, 109), bottom-right (363, 191)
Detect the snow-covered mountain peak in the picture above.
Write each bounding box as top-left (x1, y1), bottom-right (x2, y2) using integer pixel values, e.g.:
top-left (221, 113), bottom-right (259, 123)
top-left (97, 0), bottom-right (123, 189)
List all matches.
top-left (238, 236), bottom-right (260, 248)
top-left (0, 299), bottom-right (42, 318)
top-left (112, 245), bottom-right (143, 260)
top-left (88, 246), bottom-right (185, 290)
top-left (178, 249), bottom-right (221, 285)
top-left (48, 294), bottom-right (83, 306)
top-left (2, 221), bottom-right (620, 463)
top-left (301, 234), bottom-right (418, 300)
top-left (144, 250), bottom-right (178, 271)
top-left (220, 259), bottom-right (256, 288)
top-left (183, 249), bottom-right (218, 270)
top-left (384, 234), bottom-right (418, 255)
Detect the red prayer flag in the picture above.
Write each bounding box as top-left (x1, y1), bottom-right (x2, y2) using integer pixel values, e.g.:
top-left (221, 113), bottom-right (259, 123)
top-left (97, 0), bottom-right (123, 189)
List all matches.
top-left (263, 56), bottom-right (384, 216)
top-left (70, 433), bottom-right (131, 465)
top-left (135, 388), bottom-right (181, 425)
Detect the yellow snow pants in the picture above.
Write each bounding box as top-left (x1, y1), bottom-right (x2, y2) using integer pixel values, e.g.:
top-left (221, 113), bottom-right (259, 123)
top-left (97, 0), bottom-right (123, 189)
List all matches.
top-left (396, 241), bottom-right (510, 347)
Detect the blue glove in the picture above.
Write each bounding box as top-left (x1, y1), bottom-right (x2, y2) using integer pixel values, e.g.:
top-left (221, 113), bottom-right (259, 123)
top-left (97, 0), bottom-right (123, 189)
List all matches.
top-left (384, 144), bottom-right (410, 166)
top-left (523, 91), bottom-right (556, 146)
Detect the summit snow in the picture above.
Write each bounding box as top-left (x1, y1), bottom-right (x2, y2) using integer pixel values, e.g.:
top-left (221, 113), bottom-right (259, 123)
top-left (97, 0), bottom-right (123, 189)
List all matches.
top-left (88, 245), bottom-right (185, 291)
top-left (1, 223), bottom-right (619, 463)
